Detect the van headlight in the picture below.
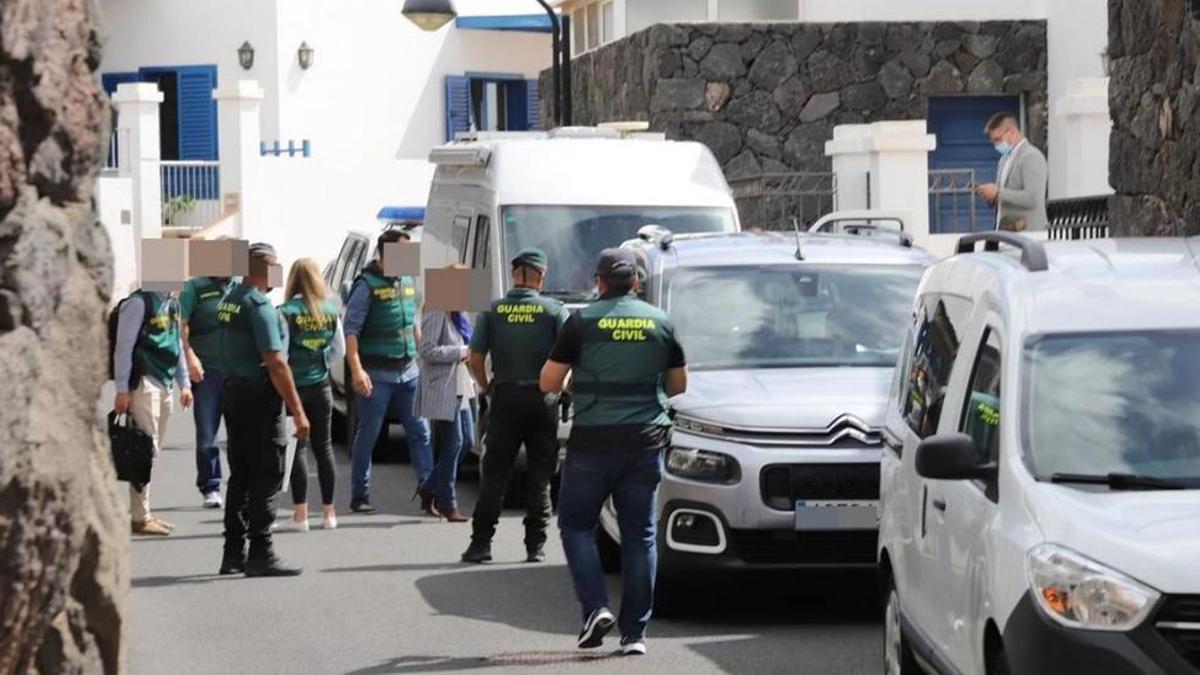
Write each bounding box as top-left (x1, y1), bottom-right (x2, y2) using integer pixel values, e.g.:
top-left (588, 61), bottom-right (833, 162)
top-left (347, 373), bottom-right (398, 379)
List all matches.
top-left (1026, 544), bottom-right (1159, 631)
top-left (665, 448), bottom-right (740, 484)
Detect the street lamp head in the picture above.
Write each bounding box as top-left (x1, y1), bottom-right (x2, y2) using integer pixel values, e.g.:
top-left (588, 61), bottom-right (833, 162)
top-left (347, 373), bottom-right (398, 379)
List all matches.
top-left (297, 41), bottom-right (315, 70)
top-left (238, 41), bottom-right (255, 70)
top-left (401, 0), bottom-right (457, 31)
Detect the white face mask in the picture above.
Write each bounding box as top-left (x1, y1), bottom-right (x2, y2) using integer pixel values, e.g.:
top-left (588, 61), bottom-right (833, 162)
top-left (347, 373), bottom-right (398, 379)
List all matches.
top-left (995, 141), bottom-right (1015, 156)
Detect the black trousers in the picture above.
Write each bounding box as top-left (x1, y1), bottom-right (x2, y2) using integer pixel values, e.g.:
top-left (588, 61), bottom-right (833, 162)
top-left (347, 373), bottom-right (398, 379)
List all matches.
top-left (471, 386), bottom-right (558, 548)
top-left (289, 381), bottom-right (335, 505)
top-left (222, 378), bottom-right (286, 559)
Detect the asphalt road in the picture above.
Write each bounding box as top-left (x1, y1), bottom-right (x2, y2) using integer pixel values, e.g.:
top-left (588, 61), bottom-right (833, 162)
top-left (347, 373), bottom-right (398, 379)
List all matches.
top-left (117, 388), bottom-right (882, 674)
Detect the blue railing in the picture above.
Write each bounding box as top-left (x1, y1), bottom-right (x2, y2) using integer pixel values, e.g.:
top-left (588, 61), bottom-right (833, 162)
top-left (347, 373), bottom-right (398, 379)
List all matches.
top-left (260, 139), bottom-right (311, 157)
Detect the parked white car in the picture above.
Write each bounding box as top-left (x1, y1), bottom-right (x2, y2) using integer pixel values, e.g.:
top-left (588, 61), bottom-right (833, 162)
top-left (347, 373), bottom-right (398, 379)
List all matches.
top-left (879, 232), bottom-right (1200, 675)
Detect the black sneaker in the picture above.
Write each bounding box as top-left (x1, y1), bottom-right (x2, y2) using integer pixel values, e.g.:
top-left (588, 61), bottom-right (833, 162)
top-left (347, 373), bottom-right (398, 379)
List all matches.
top-left (461, 541), bottom-right (493, 564)
top-left (620, 637), bottom-right (647, 656)
top-left (244, 556), bottom-right (303, 577)
top-left (525, 544), bottom-right (547, 563)
top-left (577, 608), bottom-right (616, 649)
top-left (350, 498), bottom-right (376, 514)
top-left (218, 556), bottom-right (245, 575)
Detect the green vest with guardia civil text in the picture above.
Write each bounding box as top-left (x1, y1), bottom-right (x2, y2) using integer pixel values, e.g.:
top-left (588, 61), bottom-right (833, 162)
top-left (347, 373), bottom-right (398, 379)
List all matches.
top-left (572, 294), bottom-right (674, 427)
top-left (185, 276), bottom-right (231, 366)
top-left (134, 292), bottom-right (182, 387)
top-left (357, 266), bottom-right (417, 362)
top-left (280, 297), bottom-right (339, 387)
top-left (484, 288), bottom-right (565, 385)
top-left (217, 282), bottom-right (275, 380)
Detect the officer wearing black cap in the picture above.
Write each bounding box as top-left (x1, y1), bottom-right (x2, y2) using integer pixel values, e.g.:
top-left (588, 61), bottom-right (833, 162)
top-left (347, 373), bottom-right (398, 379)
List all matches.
top-left (216, 242), bottom-right (310, 577)
top-left (461, 247), bottom-right (569, 564)
top-left (540, 247), bottom-right (688, 656)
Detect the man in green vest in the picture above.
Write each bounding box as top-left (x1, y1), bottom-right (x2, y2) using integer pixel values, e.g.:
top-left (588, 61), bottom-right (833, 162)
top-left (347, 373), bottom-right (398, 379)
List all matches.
top-left (181, 273), bottom-right (236, 509)
top-left (461, 248), bottom-right (568, 564)
top-left (343, 229), bottom-right (434, 513)
top-left (540, 248), bottom-right (688, 657)
top-left (113, 288), bottom-right (193, 536)
top-left (217, 242), bottom-right (309, 577)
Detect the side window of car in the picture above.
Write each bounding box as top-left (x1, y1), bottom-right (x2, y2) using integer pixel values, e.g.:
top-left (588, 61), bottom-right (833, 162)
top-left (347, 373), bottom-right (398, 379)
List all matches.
top-left (471, 216), bottom-right (491, 269)
top-left (453, 215), bottom-right (472, 264)
top-left (959, 329), bottom-right (1002, 472)
top-left (903, 295), bottom-right (972, 438)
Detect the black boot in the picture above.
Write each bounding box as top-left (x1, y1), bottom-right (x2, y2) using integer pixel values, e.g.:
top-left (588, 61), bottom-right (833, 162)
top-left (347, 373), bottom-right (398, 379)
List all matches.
top-left (219, 543), bottom-right (246, 575)
top-left (245, 543), bottom-right (302, 577)
top-left (525, 543), bottom-right (547, 563)
top-left (461, 540), bottom-right (493, 564)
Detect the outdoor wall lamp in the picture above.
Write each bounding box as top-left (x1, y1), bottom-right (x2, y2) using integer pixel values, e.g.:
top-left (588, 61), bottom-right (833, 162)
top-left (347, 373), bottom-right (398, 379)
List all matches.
top-left (401, 0), bottom-right (458, 31)
top-left (238, 41), bottom-right (254, 70)
top-left (399, 0), bottom-right (573, 126)
top-left (297, 42), bottom-right (315, 70)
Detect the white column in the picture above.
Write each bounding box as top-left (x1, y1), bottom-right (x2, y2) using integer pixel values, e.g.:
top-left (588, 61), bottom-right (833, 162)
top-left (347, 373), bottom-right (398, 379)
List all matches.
top-left (825, 120), bottom-right (938, 244)
top-left (112, 82), bottom-right (164, 283)
top-left (1057, 77), bottom-right (1113, 197)
top-left (214, 80), bottom-right (265, 241)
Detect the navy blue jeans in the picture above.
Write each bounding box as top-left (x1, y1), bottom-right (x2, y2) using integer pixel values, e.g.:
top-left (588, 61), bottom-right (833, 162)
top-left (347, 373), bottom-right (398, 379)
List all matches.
top-left (192, 367), bottom-right (225, 494)
top-left (428, 408), bottom-right (467, 509)
top-left (558, 433), bottom-right (663, 641)
top-left (349, 375), bottom-right (433, 501)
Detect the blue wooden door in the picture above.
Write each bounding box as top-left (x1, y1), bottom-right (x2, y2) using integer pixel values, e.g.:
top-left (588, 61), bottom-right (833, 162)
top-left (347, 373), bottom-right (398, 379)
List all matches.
top-left (927, 95), bottom-right (1020, 233)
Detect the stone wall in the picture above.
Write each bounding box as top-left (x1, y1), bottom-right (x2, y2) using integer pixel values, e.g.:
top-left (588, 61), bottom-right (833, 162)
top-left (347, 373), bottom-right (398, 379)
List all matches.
top-left (1108, 0), bottom-right (1200, 236)
top-left (0, 0), bottom-right (126, 672)
top-left (548, 21), bottom-right (1048, 178)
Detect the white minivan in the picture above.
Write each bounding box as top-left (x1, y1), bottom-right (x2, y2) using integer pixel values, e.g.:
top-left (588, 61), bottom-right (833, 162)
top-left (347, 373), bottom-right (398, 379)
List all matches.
top-left (879, 233), bottom-right (1200, 675)
top-left (419, 127), bottom-right (740, 304)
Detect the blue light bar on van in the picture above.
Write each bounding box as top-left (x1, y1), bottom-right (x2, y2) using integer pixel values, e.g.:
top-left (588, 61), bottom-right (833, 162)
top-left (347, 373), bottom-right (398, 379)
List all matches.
top-left (428, 146), bottom-right (491, 166)
top-left (377, 206), bottom-right (425, 222)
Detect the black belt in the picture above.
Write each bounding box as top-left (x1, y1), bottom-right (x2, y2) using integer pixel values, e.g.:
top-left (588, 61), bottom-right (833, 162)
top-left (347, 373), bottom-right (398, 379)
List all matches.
top-left (224, 375), bottom-right (272, 387)
top-left (360, 355), bottom-right (412, 371)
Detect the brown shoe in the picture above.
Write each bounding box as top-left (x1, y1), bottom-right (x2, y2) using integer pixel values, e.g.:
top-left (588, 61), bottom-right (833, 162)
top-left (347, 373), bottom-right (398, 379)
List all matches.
top-left (149, 516), bottom-right (176, 530)
top-left (421, 498), bottom-right (442, 519)
top-left (440, 507), bottom-right (470, 523)
top-left (132, 519), bottom-right (171, 536)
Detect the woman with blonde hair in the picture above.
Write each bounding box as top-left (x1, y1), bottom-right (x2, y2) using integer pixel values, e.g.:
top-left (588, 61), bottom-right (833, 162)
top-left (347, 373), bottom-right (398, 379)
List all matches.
top-left (278, 258), bottom-right (344, 530)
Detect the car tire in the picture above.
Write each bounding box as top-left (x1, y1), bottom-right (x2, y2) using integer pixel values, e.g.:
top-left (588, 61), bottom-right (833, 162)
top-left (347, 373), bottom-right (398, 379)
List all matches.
top-left (596, 525), bottom-right (621, 574)
top-left (986, 645), bottom-right (1010, 675)
top-left (884, 577), bottom-right (920, 675)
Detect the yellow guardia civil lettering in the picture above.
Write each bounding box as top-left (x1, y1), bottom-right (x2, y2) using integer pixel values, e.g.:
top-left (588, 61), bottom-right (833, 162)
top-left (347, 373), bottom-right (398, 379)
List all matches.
top-left (498, 303), bottom-right (544, 324)
top-left (216, 300), bottom-right (242, 323)
top-left (374, 287), bottom-right (399, 300)
top-left (300, 338), bottom-right (327, 350)
top-left (403, 287), bottom-right (416, 297)
top-left (598, 316), bottom-right (655, 341)
top-left (293, 313), bottom-right (332, 331)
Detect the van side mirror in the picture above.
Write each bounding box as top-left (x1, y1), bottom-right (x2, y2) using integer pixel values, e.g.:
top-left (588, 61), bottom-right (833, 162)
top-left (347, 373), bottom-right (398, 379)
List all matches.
top-left (915, 433), bottom-right (997, 481)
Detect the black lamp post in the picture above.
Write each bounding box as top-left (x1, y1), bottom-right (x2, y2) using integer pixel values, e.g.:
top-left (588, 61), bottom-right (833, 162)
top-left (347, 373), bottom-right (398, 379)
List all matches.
top-left (238, 41), bottom-right (255, 70)
top-left (400, 0), bottom-right (572, 126)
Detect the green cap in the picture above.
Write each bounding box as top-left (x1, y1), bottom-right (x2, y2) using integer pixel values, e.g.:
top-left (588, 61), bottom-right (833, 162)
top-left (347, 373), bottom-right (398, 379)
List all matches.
top-left (511, 247), bottom-right (548, 272)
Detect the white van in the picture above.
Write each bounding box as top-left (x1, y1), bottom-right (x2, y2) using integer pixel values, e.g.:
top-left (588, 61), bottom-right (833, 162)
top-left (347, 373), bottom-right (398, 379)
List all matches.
top-left (879, 233), bottom-right (1200, 675)
top-left (420, 127), bottom-right (740, 304)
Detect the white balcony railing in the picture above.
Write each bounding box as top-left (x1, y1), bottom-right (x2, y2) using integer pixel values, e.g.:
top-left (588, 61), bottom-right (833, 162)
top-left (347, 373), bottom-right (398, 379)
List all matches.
top-left (160, 161), bottom-right (221, 229)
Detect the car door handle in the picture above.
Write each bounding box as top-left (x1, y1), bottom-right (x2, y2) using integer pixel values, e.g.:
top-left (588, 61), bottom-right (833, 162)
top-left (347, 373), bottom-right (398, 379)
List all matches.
top-left (931, 497), bottom-right (947, 512)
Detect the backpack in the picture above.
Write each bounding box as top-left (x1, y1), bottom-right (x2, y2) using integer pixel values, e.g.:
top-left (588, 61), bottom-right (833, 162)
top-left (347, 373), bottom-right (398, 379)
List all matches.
top-left (107, 291), bottom-right (148, 388)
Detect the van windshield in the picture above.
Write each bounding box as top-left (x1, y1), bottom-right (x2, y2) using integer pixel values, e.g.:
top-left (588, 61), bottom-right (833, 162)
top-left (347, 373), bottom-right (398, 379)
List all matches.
top-left (1026, 331), bottom-right (1200, 483)
top-left (665, 265), bottom-right (924, 370)
top-left (501, 205), bottom-right (736, 301)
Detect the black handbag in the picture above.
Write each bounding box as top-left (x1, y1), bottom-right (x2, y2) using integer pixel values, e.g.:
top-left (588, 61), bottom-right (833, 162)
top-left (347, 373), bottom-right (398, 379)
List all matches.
top-left (108, 410), bottom-right (154, 488)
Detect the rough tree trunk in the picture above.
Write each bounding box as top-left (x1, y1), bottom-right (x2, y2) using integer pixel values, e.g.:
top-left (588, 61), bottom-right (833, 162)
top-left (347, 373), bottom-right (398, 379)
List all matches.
top-left (0, 0), bottom-right (125, 673)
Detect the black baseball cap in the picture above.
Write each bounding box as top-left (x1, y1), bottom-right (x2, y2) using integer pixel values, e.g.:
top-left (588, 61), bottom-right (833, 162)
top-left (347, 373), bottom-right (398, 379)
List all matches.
top-left (595, 248), bottom-right (638, 279)
top-left (511, 247), bottom-right (548, 272)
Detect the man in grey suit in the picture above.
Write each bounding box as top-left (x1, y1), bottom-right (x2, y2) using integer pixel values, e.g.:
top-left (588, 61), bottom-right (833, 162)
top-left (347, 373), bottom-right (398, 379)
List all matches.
top-left (975, 112), bottom-right (1048, 231)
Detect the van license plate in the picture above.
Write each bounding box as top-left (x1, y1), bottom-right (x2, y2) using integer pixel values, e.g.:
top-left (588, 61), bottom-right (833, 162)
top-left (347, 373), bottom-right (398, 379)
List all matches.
top-left (794, 500), bottom-right (878, 530)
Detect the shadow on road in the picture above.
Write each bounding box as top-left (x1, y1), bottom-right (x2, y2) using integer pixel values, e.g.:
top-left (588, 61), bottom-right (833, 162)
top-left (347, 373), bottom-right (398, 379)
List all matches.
top-left (348, 652), bottom-right (618, 674)
top-left (131, 574), bottom-right (240, 589)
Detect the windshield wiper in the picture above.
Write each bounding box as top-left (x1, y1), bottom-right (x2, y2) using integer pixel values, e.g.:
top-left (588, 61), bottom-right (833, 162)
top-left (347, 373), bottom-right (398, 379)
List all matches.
top-left (1047, 472), bottom-right (1197, 490)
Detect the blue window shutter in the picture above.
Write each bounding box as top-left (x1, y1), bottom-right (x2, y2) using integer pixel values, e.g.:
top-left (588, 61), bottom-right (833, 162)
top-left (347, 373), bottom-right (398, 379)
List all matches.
top-left (174, 65), bottom-right (219, 160)
top-left (526, 79), bottom-right (543, 131)
top-left (445, 76), bottom-right (472, 141)
top-left (101, 72), bottom-right (140, 96)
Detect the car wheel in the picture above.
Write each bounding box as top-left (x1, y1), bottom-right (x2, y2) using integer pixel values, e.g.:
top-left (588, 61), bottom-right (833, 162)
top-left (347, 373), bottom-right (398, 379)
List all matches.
top-left (596, 524), bottom-right (621, 574)
top-left (884, 578), bottom-right (920, 675)
top-left (986, 645), bottom-right (1010, 675)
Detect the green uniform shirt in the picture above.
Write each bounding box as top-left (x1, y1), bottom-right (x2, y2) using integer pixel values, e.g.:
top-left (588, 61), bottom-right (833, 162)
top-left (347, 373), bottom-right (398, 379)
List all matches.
top-left (217, 282), bottom-right (286, 381)
top-left (180, 276), bottom-right (234, 368)
top-left (134, 292), bottom-right (184, 387)
top-left (279, 297), bottom-right (340, 387)
top-left (549, 294), bottom-right (686, 427)
top-left (471, 287), bottom-right (568, 386)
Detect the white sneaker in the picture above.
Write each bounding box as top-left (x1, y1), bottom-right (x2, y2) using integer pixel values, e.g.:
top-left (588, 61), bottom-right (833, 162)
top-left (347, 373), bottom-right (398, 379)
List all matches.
top-left (203, 491), bottom-right (222, 509)
top-left (577, 608), bottom-right (616, 649)
top-left (322, 514), bottom-right (338, 530)
top-left (621, 638), bottom-right (646, 656)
